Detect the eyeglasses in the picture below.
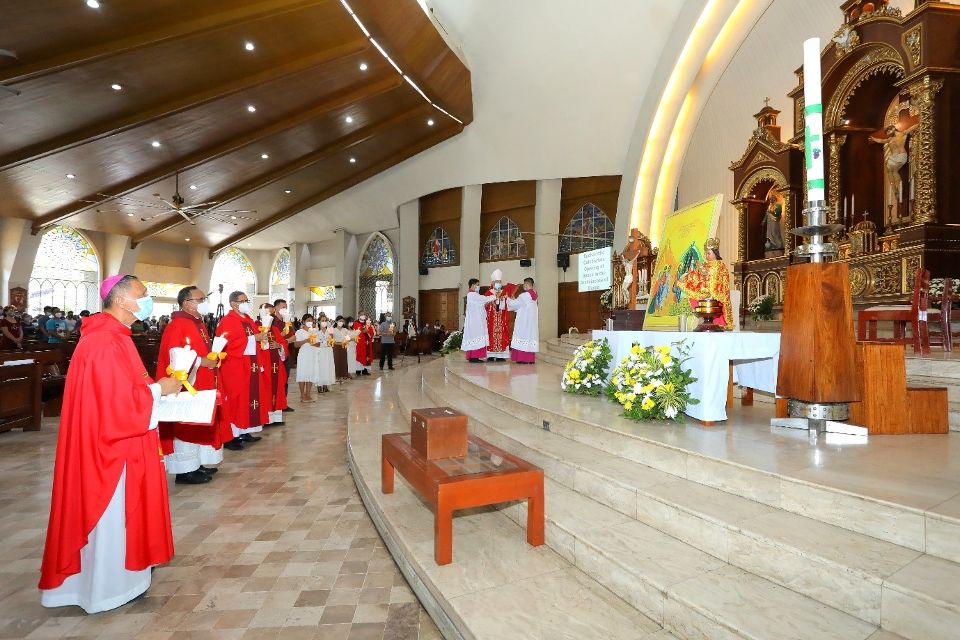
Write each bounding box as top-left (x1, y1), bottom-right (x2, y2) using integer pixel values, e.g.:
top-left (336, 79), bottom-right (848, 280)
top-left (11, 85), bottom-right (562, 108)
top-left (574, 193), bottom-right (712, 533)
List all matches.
top-left (187, 297), bottom-right (207, 303)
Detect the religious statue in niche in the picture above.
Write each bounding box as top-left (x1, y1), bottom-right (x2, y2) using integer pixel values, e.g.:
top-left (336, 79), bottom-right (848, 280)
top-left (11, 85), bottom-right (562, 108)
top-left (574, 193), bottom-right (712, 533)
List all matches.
top-left (402, 296), bottom-right (416, 321)
top-left (869, 118), bottom-right (918, 228)
top-left (9, 287), bottom-right (27, 312)
top-left (763, 191), bottom-right (785, 257)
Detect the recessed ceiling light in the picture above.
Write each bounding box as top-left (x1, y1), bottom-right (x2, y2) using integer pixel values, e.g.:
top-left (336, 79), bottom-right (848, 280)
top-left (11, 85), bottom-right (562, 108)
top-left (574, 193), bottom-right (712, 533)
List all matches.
top-left (260, 153), bottom-right (269, 159)
top-left (359, 62), bottom-right (368, 71)
top-left (110, 83), bottom-right (122, 91)
top-left (244, 41), bottom-right (255, 51)
top-left (185, 237), bottom-right (190, 242)
top-left (151, 140), bottom-right (161, 148)
top-left (189, 184), bottom-right (197, 190)
top-left (349, 157), bottom-right (356, 164)
top-left (230, 216), bottom-right (238, 220)
top-left (345, 116), bottom-right (353, 124)
top-left (427, 118), bottom-right (435, 126)
top-left (247, 104), bottom-right (256, 113)
top-left (284, 189), bottom-right (292, 194)
top-left (86, 0), bottom-right (100, 8)
top-left (126, 212), bottom-right (134, 217)
top-left (65, 173), bottom-right (76, 179)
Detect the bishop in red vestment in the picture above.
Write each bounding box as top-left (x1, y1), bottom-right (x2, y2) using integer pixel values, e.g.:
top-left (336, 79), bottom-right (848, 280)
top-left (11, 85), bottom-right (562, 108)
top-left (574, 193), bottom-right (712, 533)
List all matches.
top-left (353, 313), bottom-right (373, 375)
top-left (39, 275), bottom-right (183, 613)
top-left (157, 286), bottom-right (231, 484)
top-left (485, 270), bottom-right (513, 361)
top-left (215, 291), bottom-right (267, 446)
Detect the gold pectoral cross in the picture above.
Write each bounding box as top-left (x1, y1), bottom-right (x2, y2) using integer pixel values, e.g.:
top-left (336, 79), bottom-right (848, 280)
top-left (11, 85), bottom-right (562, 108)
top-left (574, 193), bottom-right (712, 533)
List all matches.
top-left (250, 362), bottom-right (258, 373)
top-left (272, 363), bottom-right (279, 374)
top-left (251, 400), bottom-right (259, 410)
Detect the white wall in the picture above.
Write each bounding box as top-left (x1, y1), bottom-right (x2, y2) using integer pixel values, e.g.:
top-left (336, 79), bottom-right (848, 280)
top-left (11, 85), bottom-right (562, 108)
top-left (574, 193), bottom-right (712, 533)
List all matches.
top-left (420, 265), bottom-right (460, 291)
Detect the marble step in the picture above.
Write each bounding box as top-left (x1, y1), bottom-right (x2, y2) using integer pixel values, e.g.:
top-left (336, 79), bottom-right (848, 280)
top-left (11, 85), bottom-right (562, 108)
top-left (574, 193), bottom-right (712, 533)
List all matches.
top-left (538, 351), bottom-right (570, 367)
top-left (420, 367), bottom-right (944, 630)
top-left (500, 480), bottom-right (884, 640)
top-left (905, 357), bottom-right (960, 381)
top-left (353, 368), bottom-right (678, 640)
top-left (443, 356), bottom-right (960, 561)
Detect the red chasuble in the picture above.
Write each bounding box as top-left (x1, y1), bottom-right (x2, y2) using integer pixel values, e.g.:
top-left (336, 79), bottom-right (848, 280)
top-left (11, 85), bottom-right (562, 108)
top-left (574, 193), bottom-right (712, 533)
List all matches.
top-left (267, 324), bottom-right (288, 411)
top-left (486, 284), bottom-right (515, 354)
top-left (216, 310), bottom-right (261, 429)
top-left (353, 321), bottom-right (373, 366)
top-left (155, 311), bottom-right (231, 453)
top-left (39, 313), bottom-right (173, 589)
top-left (254, 323), bottom-right (273, 424)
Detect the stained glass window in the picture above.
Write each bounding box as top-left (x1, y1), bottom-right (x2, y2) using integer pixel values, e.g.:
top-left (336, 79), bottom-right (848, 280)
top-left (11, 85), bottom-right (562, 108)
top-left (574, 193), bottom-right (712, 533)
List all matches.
top-left (482, 217), bottom-right (527, 262)
top-left (269, 249), bottom-right (291, 304)
top-left (210, 248), bottom-right (256, 302)
top-left (358, 234), bottom-right (395, 320)
top-left (559, 203), bottom-right (615, 255)
top-left (421, 227), bottom-right (457, 267)
top-left (309, 286), bottom-right (336, 301)
top-left (28, 226), bottom-right (100, 314)
top-left (143, 282), bottom-right (189, 299)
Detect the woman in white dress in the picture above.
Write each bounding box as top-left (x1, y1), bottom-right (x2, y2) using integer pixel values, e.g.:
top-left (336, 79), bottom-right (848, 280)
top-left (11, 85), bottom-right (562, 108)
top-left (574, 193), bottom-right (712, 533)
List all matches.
top-left (294, 314), bottom-right (320, 402)
top-left (344, 316), bottom-right (361, 375)
top-left (315, 319), bottom-right (337, 392)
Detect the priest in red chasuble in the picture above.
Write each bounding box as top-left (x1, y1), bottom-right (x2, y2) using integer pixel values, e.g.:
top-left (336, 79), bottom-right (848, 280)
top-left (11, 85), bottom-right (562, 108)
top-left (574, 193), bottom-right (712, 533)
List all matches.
top-left (676, 238), bottom-right (733, 330)
top-left (157, 286), bottom-right (231, 485)
top-left (352, 312), bottom-right (374, 375)
top-left (485, 269), bottom-right (512, 362)
top-left (39, 274), bottom-right (183, 613)
top-left (216, 291), bottom-right (268, 448)
top-left (257, 303), bottom-right (288, 425)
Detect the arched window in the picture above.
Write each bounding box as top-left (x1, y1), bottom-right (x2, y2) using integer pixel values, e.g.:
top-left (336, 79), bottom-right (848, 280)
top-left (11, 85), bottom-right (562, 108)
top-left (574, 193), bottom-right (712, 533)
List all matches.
top-left (482, 217), bottom-right (527, 262)
top-left (210, 248), bottom-right (256, 306)
top-left (269, 249), bottom-right (291, 304)
top-left (559, 203), bottom-right (614, 254)
top-left (420, 227), bottom-right (457, 267)
top-left (28, 226), bottom-right (100, 314)
top-left (357, 234), bottom-right (395, 320)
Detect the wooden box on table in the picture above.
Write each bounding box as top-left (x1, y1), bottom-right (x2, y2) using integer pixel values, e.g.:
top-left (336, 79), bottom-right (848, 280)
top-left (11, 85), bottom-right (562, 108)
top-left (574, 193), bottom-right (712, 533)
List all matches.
top-left (410, 407), bottom-right (468, 459)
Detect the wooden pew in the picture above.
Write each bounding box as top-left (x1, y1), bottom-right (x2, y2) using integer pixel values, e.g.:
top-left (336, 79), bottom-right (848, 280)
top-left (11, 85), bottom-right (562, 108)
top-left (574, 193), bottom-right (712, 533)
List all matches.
top-left (0, 361), bottom-right (42, 433)
top-left (1, 347), bottom-right (68, 419)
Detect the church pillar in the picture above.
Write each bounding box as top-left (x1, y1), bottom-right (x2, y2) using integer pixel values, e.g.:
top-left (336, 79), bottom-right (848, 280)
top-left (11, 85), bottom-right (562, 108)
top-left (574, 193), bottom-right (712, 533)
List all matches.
top-left (459, 185), bottom-right (482, 318)
top-left (1, 218), bottom-right (40, 306)
top-left (102, 233), bottom-right (142, 278)
top-left (190, 248), bottom-right (215, 297)
top-left (289, 242), bottom-right (310, 316)
top-left (734, 202), bottom-right (748, 263)
top-left (398, 199), bottom-right (420, 321)
top-left (335, 229), bottom-right (359, 317)
top-left (827, 133), bottom-right (847, 227)
top-left (535, 179), bottom-right (562, 341)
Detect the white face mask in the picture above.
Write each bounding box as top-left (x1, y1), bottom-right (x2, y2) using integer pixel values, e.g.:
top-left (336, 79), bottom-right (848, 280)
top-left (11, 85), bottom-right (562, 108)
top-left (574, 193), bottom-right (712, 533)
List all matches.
top-left (320, 322), bottom-right (328, 329)
top-left (304, 321), bottom-right (313, 328)
top-left (337, 321), bottom-right (344, 328)
top-left (196, 301), bottom-right (212, 315)
top-left (237, 302), bottom-right (252, 316)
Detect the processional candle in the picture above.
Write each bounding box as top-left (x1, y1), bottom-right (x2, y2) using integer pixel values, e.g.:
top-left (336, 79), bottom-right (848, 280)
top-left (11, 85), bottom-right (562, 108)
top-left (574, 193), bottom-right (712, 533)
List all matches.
top-left (803, 38), bottom-right (825, 206)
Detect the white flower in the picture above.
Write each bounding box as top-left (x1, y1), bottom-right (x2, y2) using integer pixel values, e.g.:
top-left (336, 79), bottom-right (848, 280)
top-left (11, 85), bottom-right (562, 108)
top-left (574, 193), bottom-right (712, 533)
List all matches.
top-left (665, 405), bottom-right (678, 419)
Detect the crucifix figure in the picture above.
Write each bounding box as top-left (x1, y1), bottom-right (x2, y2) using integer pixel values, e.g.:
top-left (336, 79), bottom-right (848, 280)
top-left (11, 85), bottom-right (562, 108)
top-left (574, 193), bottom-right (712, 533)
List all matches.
top-left (763, 96), bottom-right (771, 108)
top-left (869, 122), bottom-right (918, 226)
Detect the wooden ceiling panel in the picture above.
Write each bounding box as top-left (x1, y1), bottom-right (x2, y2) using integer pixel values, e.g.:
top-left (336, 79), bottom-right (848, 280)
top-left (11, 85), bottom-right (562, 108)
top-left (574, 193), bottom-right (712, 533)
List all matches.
top-left (0, 4), bottom-right (358, 158)
top-left (1, 0), bottom-right (471, 253)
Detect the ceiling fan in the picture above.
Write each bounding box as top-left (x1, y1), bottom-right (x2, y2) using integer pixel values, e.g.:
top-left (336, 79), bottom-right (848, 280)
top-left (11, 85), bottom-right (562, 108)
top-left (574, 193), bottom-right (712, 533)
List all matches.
top-left (89, 172), bottom-right (258, 227)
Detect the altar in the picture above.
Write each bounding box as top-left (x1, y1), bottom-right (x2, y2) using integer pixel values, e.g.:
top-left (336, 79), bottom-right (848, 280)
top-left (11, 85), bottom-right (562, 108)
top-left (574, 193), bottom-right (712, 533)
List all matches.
top-left (592, 330), bottom-right (781, 422)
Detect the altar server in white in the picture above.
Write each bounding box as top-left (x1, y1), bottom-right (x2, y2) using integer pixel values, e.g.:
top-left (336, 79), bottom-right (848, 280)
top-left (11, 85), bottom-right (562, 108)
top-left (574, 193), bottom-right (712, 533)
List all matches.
top-left (507, 277), bottom-right (539, 363)
top-left (461, 278), bottom-right (496, 363)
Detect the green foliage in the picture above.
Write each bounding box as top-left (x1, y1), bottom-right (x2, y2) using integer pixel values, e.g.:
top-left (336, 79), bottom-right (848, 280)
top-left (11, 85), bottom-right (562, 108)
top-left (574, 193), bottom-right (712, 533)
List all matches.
top-left (605, 341), bottom-right (699, 421)
top-left (561, 339), bottom-right (613, 397)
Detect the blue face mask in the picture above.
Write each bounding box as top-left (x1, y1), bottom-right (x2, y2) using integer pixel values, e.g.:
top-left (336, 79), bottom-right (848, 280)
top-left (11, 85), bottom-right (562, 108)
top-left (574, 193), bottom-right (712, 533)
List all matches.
top-left (128, 296), bottom-right (153, 321)
top-left (493, 282), bottom-right (502, 290)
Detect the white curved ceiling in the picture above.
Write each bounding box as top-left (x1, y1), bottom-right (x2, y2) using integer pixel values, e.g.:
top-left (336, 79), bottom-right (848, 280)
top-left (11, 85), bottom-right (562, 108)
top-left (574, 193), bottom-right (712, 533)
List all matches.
top-left (243, 0), bottom-right (695, 250)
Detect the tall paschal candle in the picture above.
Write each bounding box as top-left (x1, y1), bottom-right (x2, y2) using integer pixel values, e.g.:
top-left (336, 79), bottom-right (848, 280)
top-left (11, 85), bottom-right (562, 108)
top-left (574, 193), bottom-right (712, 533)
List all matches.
top-left (803, 38), bottom-right (825, 205)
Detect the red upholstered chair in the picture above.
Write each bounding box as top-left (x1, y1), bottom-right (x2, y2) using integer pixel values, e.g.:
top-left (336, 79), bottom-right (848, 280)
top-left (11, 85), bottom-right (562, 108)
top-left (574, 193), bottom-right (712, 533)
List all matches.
top-left (857, 267), bottom-right (932, 355)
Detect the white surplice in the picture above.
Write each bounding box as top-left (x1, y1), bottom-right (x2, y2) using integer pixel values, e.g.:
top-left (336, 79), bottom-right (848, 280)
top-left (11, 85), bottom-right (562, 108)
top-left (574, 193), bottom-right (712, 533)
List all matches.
top-left (41, 384), bottom-right (161, 614)
top-left (461, 291), bottom-right (496, 351)
top-left (506, 291), bottom-right (539, 352)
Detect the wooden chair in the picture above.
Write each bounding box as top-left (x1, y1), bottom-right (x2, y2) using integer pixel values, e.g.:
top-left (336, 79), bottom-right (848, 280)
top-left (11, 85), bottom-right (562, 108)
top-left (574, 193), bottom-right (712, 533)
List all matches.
top-left (857, 267), bottom-right (932, 354)
top-left (928, 278), bottom-right (954, 352)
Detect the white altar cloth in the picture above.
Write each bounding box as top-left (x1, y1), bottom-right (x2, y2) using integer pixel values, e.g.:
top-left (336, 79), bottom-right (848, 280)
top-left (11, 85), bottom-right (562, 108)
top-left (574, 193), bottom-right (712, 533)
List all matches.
top-left (592, 330), bottom-right (782, 422)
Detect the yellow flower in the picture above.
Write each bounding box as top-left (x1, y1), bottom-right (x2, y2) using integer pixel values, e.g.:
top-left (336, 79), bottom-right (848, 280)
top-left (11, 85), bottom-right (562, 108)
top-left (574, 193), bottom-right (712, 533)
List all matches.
top-left (631, 345), bottom-right (641, 356)
top-left (641, 397), bottom-right (655, 410)
top-left (624, 402), bottom-right (633, 411)
top-left (627, 393), bottom-right (636, 402)
top-left (663, 382), bottom-right (675, 392)
top-left (641, 383), bottom-right (654, 393)
top-left (660, 356), bottom-right (672, 366)
top-left (655, 345), bottom-right (671, 355)
top-left (568, 369), bottom-right (580, 380)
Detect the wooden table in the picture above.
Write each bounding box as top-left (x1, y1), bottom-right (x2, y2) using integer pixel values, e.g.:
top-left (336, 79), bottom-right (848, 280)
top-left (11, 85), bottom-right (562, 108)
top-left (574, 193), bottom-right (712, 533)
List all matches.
top-left (381, 433), bottom-right (544, 565)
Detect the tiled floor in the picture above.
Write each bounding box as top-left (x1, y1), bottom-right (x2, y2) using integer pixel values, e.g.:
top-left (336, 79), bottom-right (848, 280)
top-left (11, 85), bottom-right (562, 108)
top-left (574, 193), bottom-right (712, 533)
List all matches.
top-left (0, 363), bottom-right (443, 640)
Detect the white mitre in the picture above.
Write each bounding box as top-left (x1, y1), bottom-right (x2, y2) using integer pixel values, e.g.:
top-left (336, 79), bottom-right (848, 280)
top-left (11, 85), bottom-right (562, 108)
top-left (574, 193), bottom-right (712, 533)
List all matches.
top-left (491, 268), bottom-right (503, 281)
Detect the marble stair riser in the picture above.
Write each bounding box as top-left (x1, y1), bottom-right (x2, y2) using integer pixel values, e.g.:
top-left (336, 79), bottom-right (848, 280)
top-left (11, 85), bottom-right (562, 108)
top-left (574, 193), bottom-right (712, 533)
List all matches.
top-left (422, 375), bottom-right (903, 627)
top-left (444, 359), bottom-right (960, 560)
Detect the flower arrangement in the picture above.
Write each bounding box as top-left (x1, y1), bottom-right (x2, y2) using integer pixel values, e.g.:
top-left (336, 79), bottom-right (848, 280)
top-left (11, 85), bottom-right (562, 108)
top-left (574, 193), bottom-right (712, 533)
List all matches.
top-left (561, 338), bottom-right (612, 397)
top-left (600, 289), bottom-right (614, 311)
top-left (747, 294), bottom-right (774, 321)
top-left (441, 330), bottom-right (463, 354)
top-left (605, 341), bottom-right (698, 421)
